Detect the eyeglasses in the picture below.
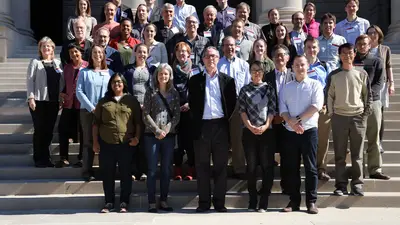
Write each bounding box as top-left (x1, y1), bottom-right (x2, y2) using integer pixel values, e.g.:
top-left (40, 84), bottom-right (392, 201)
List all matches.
top-left (251, 69), bottom-right (263, 73)
top-left (294, 18), bottom-right (304, 21)
top-left (204, 54), bottom-right (218, 59)
top-left (112, 80), bottom-right (123, 85)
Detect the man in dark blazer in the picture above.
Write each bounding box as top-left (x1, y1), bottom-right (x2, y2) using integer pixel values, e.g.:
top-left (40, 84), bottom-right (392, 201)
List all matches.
top-left (188, 46), bottom-right (236, 213)
top-left (198, 5), bottom-right (224, 47)
top-left (60, 19), bottom-right (92, 68)
top-left (100, 0), bottom-right (134, 23)
top-left (263, 44), bottom-right (294, 194)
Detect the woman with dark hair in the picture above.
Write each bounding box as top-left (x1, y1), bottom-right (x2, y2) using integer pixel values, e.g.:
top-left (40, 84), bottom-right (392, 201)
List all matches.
top-left (144, 23), bottom-right (168, 67)
top-left (76, 45), bottom-right (113, 181)
top-left (268, 23), bottom-right (297, 68)
top-left (93, 73), bottom-right (141, 213)
top-left (238, 60), bottom-right (277, 212)
top-left (66, 0), bottom-right (97, 41)
top-left (367, 25), bottom-right (395, 153)
top-left (109, 18), bottom-right (141, 66)
top-left (132, 4), bottom-right (150, 41)
top-left (303, 2), bottom-right (320, 38)
top-left (248, 38), bottom-right (275, 74)
top-left (26, 36), bottom-right (64, 168)
top-left (124, 43), bottom-right (156, 181)
top-left (172, 42), bottom-right (200, 181)
top-left (143, 63), bottom-right (180, 213)
top-left (56, 43), bottom-right (88, 168)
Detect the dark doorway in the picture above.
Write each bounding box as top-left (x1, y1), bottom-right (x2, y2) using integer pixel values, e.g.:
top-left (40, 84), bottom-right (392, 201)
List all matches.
top-left (31, 0), bottom-right (64, 45)
top-left (165, 0), bottom-right (252, 24)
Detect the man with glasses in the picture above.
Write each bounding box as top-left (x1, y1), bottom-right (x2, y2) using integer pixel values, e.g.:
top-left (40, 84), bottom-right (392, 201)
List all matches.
top-left (263, 44), bottom-right (295, 194)
top-left (217, 36), bottom-right (251, 178)
top-left (189, 46), bottom-right (237, 213)
top-left (326, 43), bottom-right (372, 196)
top-left (173, 0), bottom-right (199, 33)
top-left (94, 28), bottom-right (124, 73)
top-left (168, 16), bottom-right (210, 65)
top-left (289, 12), bottom-right (307, 55)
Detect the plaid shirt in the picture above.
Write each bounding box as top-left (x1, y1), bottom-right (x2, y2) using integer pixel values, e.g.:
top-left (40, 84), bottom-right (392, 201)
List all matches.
top-left (238, 82), bottom-right (277, 127)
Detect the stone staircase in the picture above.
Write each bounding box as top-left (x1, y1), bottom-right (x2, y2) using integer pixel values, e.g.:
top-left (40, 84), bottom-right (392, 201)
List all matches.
top-left (0, 45), bottom-right (400, 211)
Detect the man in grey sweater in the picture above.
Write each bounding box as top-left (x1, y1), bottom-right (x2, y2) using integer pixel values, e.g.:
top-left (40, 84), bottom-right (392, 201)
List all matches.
top-left (326, 43), bottom-right (372, 196)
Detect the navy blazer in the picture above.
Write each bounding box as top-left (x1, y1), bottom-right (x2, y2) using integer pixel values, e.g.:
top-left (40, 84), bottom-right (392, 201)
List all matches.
top-left (105, 46), bottom-right (124, 73)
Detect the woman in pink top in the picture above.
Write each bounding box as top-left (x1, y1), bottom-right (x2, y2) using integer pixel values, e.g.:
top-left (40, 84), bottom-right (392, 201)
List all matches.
top-left (303, 2), bottom-right (320, 38)
top-left (93, 2), bottom-right (120, 39)
top-left (57, 43), bottom-right (88, 168)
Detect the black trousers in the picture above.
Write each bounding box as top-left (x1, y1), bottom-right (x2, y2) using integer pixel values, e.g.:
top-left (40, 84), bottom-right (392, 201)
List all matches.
top-left (131, 108), bottom-right (147, 177)
top-left (174, 111), bottom-right (195, 167)
top-left (271, 123), bottom-right (287, 190)
top-left (29, 101), bottom-right (59, 164)
top-left (80, 110), bottom-right (95, 177)
top-left (194, 119), bottom-right (229, 209)
top-left (242, 128), bottom-right (275, 208)
top-left (99, 138), bottom-right (135, 204)
top-left (282, 128), bottom-right (318, 205)
top-left (58, 108), bottom-right (83, 161)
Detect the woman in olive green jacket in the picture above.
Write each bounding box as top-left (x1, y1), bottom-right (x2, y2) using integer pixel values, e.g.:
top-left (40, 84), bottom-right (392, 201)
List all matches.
top-left (92, 73), bottom-right (141, 213)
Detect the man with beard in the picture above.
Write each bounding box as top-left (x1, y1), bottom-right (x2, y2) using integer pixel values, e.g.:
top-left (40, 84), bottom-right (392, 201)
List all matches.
top-left (61, 18), bottom-right (92, 67)
top-left (289, 12), bottom-right (307, 56)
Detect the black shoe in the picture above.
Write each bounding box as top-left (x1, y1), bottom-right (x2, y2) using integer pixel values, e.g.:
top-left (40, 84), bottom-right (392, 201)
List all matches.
top-left (281, 202), bottom-right (300, 212)
top-left (55, 159), bottom-right (70, 168)
top-left (196, 207), bottom-right (210, 213)
top-left (215, 206), bottom-right (227, 212)
top-left (100, 203), bottom-right (114, 213)
top-left (84, 175), bottom-right (95, 182)
top-left (333, 188), bottom-right (348, 196)
top-left (148, 203), bottom-right (158, 213)
top-left (350, 187), bottom-right (364, 196)
top-left (370, 172), bottom-right (391, 180)
top-left (119, 202), bottom-right (128, 213)
top-left (248, 203), bottom-right (257, 212)
top-left (72, 160), bottom-right (83, 168)
top-left (159, 201), bottom-right (173, 212)
top-left (318, 172), bottom-right (331, 181)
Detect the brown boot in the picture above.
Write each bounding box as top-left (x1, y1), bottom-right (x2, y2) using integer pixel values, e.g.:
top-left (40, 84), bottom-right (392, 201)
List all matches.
top-left (174, 167), bottom-right (183, 181)
top-left (184, 167), bottom-right (195, 180)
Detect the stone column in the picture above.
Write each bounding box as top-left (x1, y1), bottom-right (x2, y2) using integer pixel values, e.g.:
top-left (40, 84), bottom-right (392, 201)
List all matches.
top-left (255, 0), bottom-right (305, 30)
top-left (385, 0), bottom-right (400, 44)
top-left (11, 0), bottom-right (34, 38)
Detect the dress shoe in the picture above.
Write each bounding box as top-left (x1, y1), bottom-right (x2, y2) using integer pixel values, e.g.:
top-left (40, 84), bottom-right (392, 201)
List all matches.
top-left (318, 172), bottom-right (331, 181)
top-left (159, 201), bottom-right (173, 212)
top-left (215, 206), bottom-right (228, 212)
top-left (307, 203), bottom-right (319, 214)
top-left (196, 207), bottom-right (210, 213)
top-left (370, 172), bottom-right (391, 180)
top-left (281, 202), bottom-right (300, 212)
top-left (55, 159), bottom-right (70, 168)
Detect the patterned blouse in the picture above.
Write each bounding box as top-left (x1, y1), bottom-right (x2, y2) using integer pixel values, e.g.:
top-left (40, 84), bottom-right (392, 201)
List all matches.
top-left (142, 88), bottom-right (181, 136)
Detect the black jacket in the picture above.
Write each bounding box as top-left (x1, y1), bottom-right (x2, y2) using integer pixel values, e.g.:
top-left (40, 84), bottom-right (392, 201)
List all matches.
top-left (188, 71), bottom-right (236, 139)
top-left (354, 53), bottom-right (384, 101)
top-left (198, 22), bottom-right (223, 47)
top-left (60, 39), bottom-right (92, 68)
top-left (263, 69), bottom-right (294, 113)
top-left (100, 5), bottom-right (134, 23)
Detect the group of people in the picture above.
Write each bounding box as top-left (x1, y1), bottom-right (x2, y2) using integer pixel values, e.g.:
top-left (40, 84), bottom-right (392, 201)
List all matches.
top-left (26, 0), bottom-right (395, 215)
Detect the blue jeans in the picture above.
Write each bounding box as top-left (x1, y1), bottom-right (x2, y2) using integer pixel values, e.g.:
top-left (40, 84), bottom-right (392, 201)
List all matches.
top-left (144, 135), bottom-right (175, 203)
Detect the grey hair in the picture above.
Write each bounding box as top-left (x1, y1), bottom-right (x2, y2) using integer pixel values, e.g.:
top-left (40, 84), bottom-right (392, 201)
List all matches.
top-left (271, 44), bottom-right (290, 58)
top-left (185, 16), bottom-right (199, 24)
top-left (153, 63), bottom-right (174, 91)
top-left (162, 3), bottom-right (174, 11)
top-left (95, 27), bottom-right (110, 37)
top-left (203, 5), bottom-right (217, 15)
top-left (237, 2), bottom-right (250, 13)
top-left (202, 46), bottom-right (220, 59)
top-left (73, 17), bottom-right (86, 30)
top-left (38, 36), bottom-right (56, 60)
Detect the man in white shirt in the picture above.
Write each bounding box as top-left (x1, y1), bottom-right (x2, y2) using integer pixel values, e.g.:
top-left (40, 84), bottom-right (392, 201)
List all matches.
top-left (217, 36), bottom-right (251, 177)
top-left (280, 55), bottom-right (324, 214)
top-left (189, 46), bottom-right (236, 213)
top-left (334, 0), bottom-right (370, 44)
top-left (173, 0), bottom-right (199, 33)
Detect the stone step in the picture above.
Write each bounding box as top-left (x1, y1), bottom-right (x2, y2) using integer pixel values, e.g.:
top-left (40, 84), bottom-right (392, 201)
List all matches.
top-left (4, 58), bottom-right (32, 63)
top-left (1, 149), bottom-right (399, 167)
top-left (0, 139), bottom-right (399, 156)
top-left (0, 164), bottom-right (399, 180)
top-left (0, 67), bottom-right (27, 73)
top-left (0, 62), bottom-right (30, 68)
top-left (1, 192), bottom-right (400, 211)
top-left (0, 179), bottom-right (398, 196)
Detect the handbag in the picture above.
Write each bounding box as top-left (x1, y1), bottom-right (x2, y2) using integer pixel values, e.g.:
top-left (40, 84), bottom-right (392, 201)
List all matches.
top-left (157, 91), bottom-right (173, 119)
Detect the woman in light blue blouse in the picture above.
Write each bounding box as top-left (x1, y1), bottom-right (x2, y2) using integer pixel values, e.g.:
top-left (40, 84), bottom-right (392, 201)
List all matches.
top-left (76, 45), bottom-right (113, 181)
